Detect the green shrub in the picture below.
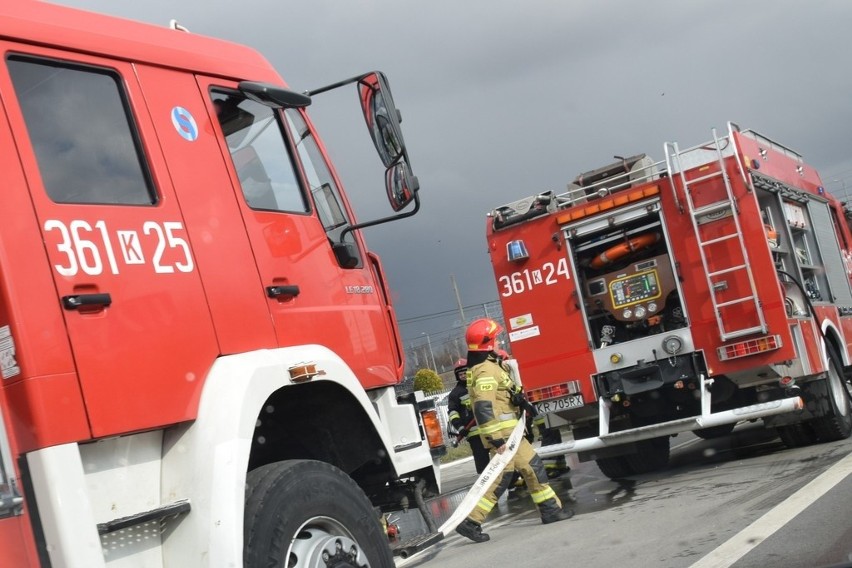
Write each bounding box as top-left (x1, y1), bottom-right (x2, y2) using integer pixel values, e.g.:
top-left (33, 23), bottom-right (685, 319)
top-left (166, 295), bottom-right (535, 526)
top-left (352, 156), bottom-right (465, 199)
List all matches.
top-left (440, 441), bottom-right (473, 463)
top-left (413, 368), bottom-right (444, 393)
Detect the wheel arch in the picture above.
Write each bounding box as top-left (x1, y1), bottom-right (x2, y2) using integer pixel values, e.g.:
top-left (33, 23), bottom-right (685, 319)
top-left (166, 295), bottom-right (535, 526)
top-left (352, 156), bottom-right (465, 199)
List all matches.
top-left (248, 379), bottom-right (390, 486)
top-left (820, 318), bottom-right (847, 366)
top-left (158, 345), bottom-right (427, 566)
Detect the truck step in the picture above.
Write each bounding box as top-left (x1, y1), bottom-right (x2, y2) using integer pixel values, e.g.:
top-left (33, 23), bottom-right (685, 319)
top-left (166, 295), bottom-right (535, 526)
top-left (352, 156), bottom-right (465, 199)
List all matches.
top-left (97, 498), bottom-right (190, 535)
top-left (391, 531), bottom-right (443, 559)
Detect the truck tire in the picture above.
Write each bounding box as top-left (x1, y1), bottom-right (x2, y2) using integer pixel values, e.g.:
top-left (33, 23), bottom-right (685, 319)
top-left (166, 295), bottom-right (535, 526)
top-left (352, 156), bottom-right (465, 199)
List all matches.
top-left (595, 455), bottom-right (635, 479)
top-left (244, 459), bottom-right (393, 568)
top-left (809, 346), bottom-right (852, 442)
top-left (625, 436), bottom-right (670, 474)
top-left (776, 422), bottom-right (817, 448)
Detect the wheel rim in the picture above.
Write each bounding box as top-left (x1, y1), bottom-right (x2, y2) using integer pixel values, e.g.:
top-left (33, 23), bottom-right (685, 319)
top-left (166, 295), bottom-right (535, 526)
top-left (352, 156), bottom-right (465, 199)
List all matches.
top-left (287, 516), bottom-right (370, 568)
top-left (827, 356), bottom-right (850, 418)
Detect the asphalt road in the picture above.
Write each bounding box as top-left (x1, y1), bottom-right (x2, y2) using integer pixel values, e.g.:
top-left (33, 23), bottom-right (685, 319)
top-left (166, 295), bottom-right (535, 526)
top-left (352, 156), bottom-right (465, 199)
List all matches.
top-left (395, 424), bottom-right (852, 568)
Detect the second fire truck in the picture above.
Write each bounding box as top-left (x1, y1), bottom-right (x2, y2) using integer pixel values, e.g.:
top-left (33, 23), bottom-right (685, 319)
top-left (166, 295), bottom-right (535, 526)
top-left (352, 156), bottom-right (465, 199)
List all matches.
top-left (486, 122), bottom-right (852, 478)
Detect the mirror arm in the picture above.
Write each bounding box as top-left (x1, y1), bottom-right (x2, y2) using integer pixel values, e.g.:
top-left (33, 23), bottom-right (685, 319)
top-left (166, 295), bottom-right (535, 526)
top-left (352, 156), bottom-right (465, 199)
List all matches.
top-left (304, 72), bottom-right (373, 97)
top-left (338, 192), bottom-right (420, 243)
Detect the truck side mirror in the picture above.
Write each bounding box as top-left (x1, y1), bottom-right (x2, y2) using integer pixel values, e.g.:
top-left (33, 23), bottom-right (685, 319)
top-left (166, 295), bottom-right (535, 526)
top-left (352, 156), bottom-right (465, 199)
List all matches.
top-left (358, 72), bottom-right (405, 168)
top-left (306, 70), bottom-right (421, 231)
top-left (358, 72), bottom-right (418, 212)
top-left (332, 241), bottom-right (362, 269)
top-left (386, 160), bottom-right (419, 212)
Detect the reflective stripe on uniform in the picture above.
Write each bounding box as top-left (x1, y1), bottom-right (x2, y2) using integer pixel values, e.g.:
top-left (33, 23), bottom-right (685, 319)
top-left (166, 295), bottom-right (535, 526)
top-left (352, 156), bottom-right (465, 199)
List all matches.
top-left (475, 497), bottom-right (497, 514)
top-left (477, 418), bottom-right (519, 436)
top-left (530, 486), bottom-right (557, 504)
top-left (448, 410), bottom-right (461, 422)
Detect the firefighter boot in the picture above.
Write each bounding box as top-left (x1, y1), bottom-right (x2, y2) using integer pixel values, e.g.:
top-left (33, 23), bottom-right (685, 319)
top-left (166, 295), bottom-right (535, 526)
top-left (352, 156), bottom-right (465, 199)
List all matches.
top-left (455, 519), bottom-right (490, 543)
top-left (540, 498), bottom-right (574, 525)
top-left (545, 456), bottom-right (571, 479)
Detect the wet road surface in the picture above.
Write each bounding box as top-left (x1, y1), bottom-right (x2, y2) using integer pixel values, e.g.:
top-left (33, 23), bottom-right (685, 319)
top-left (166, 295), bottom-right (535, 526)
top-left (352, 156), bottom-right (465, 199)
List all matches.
top-left (394, 424), bottom-right (852, 568)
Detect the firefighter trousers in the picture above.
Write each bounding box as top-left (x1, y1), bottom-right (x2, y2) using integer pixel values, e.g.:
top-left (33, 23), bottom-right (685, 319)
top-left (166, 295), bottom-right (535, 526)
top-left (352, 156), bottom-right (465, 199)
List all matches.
top-left (467, 437), bottom-right (562, 525)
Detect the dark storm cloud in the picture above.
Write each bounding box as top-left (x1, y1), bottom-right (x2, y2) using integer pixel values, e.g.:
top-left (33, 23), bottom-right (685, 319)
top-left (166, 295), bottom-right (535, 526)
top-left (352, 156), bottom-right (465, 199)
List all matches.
top-left (52, 1), bottom-right (852, 343)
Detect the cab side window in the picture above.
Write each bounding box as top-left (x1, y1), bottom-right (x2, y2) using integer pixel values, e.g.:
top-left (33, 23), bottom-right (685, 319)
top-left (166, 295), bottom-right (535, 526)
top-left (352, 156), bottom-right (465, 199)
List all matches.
top-left (6, 56), bottom-right (156, 205)
top-left (283, 109), bottom-right (351, 243)
top-left (212, 90), bottom-right (308, 213)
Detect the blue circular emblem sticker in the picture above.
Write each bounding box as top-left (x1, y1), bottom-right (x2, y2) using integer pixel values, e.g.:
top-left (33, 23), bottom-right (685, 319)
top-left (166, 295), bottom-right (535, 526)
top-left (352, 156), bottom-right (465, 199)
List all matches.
top-left (171, 106), bottom-right (198, 141)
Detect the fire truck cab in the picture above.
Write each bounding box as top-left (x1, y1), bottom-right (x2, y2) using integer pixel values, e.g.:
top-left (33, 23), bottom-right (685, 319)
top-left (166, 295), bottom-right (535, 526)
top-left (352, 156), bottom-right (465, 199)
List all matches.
top-left (0, 2), bottom-right (442, 566)
top-left (487, 122), bottom-right (852, 479)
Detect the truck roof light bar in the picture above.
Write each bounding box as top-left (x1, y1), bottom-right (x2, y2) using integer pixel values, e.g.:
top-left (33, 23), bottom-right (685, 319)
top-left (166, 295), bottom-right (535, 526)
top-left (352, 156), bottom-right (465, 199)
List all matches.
top-left (556, 185), bottom-right (660, 224)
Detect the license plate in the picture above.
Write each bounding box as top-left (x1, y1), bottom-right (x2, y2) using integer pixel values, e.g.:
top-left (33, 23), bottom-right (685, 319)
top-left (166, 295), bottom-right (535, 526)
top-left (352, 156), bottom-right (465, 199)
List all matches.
top-left (534, 394), bottom-right (584, 414)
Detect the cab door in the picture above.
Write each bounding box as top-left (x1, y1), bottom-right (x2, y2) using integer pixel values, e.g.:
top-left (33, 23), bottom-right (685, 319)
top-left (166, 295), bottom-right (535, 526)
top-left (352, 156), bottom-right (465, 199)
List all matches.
top-left (0, 48), bottom-right (219, 437)
top-left (131, 66), bottom-right (276, 356)
top-left (196, 77), bottom-right (403, 388)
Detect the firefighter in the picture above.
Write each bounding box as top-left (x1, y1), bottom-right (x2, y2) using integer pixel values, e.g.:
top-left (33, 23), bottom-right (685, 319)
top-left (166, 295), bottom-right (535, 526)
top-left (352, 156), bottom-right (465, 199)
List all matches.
top-left (446, 358), bottom-right (490, 474)
top-left (455, 318), bottom-right (573, 544)
top-left (494, 350), bottom-right (568, 484)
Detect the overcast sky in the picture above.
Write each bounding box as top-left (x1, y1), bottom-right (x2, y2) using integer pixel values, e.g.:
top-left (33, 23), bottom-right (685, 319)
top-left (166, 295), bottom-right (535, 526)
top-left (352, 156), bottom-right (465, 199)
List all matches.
top-left (51, 0), bottom-right (852, 351)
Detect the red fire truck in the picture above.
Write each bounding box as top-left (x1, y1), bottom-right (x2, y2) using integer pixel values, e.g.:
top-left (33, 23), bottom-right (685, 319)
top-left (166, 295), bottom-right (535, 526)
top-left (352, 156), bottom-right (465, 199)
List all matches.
top-left (0, 2), bottom-right (443, 566)
top-left (486, 122), bottom-right (852, 479)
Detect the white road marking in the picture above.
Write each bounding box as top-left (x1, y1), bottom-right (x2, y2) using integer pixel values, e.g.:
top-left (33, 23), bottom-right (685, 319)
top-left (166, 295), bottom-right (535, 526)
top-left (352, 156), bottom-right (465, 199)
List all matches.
top-left (690, 450), bottom-right (852, 568)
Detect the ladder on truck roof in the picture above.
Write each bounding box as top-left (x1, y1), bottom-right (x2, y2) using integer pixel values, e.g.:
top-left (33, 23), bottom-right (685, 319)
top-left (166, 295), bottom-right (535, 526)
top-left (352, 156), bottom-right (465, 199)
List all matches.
top-left (664, 123), bottom-right (767, 342)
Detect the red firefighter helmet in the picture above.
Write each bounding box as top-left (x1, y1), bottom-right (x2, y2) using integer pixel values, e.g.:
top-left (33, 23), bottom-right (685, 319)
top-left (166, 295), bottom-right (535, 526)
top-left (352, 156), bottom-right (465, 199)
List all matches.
top-left (465, 318), bottom-right (503, 352)
top-left (453, 358), bottom-right (467, 381)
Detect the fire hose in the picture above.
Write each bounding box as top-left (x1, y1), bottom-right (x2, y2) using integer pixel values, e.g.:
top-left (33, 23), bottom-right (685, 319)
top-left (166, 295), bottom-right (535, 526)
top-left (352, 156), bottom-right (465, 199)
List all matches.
top-left (395, 414), bottom-right (529, 563)
top-left (437, 412), bottom-right (527, 536)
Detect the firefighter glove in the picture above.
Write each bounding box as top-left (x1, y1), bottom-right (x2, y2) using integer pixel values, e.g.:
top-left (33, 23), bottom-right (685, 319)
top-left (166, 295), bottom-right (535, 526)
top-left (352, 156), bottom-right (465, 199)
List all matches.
top-left (490, 438), bottom-right (505, 450)
top-left (458, 427), bottom-right (469, 438)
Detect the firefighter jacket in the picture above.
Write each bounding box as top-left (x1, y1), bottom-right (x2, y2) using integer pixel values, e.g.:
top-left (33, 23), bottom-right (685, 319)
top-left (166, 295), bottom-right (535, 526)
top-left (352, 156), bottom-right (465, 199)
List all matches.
top-left (446, 381), bottom-right (480, 438)
top-left (468, 356), bottom-right (523, 449)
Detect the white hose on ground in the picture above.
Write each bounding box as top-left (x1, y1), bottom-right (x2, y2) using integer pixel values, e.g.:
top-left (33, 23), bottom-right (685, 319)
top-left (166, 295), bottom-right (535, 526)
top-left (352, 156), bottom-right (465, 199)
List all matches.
top-left (436, 412), bottom-right (527, 535)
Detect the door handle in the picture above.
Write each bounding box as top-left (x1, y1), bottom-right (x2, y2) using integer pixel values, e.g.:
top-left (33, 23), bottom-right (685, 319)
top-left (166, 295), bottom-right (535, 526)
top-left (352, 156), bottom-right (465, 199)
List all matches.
top-left (266, 285), bottom-right (300, 300)
top-left (62, 293), bottom-right (112, 310)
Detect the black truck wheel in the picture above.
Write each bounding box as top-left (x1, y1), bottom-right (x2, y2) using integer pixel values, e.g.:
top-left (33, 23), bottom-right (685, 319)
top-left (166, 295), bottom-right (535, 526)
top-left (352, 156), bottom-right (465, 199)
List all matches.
top-left (777, 422), bottom-right (818, 448)
top-left (625, 436), bottom-right (670, 474)
top-left (244, 459), bottom-right (393, 568)
top-left (595, 455), bottom-right (635, 479)
top-left (809, 346), bottom-right (852, 442)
